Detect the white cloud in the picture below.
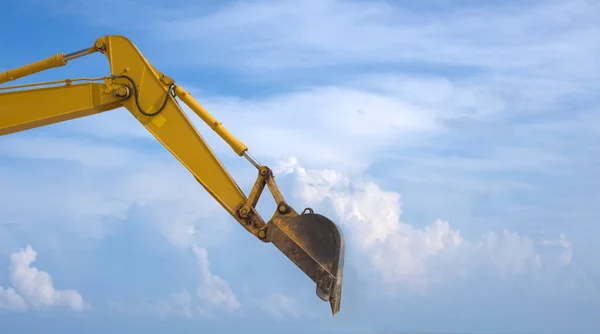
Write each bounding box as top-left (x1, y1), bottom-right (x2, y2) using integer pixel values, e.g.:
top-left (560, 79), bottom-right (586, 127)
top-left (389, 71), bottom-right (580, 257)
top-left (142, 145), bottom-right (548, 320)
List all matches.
top-left (154, 73), bottom-right (514, 177)
top-left (276, 157), bottom-right (568, 293)
top-left (192, 244), bottom-right (241, 312)
top-left (0, 287), bottom-right (27, 311)
top-left (0, 129), bottom-right (247, 253)
top-left (0, 245), bottom-right (88, 312)
top-left (109, 0), bottom-right (595, 85)
top-left (189, 88), bottom-right (436, 173)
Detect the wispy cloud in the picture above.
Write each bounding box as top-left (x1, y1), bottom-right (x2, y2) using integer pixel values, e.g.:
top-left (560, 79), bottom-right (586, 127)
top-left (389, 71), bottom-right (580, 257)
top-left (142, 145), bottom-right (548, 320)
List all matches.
top-left (192, 244), bottom-right (241, 313)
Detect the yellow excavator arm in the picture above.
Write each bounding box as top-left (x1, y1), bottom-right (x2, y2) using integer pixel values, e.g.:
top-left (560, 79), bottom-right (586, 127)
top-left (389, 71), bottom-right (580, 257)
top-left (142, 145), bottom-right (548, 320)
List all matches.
top-left (0, 35), bottom-right (345, 315)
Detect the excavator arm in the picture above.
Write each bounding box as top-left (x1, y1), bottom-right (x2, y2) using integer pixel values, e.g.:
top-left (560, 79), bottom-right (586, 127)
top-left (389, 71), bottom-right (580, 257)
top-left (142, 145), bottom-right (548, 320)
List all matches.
top-left (0, 35), bottom-right (345, 315)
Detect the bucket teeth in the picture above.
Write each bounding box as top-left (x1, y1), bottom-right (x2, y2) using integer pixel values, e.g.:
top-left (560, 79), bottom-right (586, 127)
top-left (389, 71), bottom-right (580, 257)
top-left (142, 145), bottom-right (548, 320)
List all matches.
top-left (267, 212), bottom-right (345, 315)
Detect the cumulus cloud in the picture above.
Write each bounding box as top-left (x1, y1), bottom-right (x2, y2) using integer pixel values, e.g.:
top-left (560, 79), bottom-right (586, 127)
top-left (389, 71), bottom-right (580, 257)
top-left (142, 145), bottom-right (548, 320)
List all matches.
top-left (0, 245), bottom-right (88, 311)
top-left (276, 157), bottom-right (566, 293)
top-left (0, 287), bottom-right (27, 311)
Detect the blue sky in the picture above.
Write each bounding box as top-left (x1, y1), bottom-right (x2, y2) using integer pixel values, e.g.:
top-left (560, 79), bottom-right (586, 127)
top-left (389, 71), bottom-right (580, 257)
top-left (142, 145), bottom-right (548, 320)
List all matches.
top-left (1, 0), bottom-right (599, 333)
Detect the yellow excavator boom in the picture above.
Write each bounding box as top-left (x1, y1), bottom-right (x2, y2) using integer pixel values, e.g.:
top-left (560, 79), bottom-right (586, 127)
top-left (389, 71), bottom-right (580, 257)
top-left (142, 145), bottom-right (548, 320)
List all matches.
top-left (0, 35), bottom-right (345, 315)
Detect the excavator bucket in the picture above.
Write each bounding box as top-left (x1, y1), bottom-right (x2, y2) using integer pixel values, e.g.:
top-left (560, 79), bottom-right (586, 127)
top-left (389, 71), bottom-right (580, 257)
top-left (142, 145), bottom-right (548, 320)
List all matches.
top-left (267, 209), bottom-right (345, 315)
